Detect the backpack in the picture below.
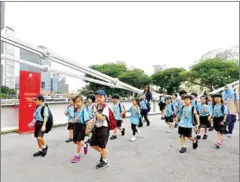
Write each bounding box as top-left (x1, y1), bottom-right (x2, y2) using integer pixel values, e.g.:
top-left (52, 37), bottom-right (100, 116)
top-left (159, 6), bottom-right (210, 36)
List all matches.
top-left (212, 104), bottom-right (230, 125)
top-left (182, 106), bottom-right (197, 126)
top-left (119, 103), bottom-right (126, 118)
top-left (40, 104), bottom-right (53, 133)
top-left (101, 103), bottom-right (117, 130)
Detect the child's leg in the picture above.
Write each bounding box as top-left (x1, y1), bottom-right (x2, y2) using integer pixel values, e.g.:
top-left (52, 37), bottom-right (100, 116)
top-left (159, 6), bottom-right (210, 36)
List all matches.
top-left (69, 129), bottom-right (73, 139)
top-left (131, 124), bottom-right (137, 136)
top-left (181, 136), bottom-right (186, 147)
top-left (37, 137), bottom-right (46, 148)
top-left (204, 128), bottom-right (207, 134)
top-left (76, 141), bottom-right (82, 155)
top-left (143, 114), bottom-right (150, 125)
top-left (217, 132), bottom-right (223, 142)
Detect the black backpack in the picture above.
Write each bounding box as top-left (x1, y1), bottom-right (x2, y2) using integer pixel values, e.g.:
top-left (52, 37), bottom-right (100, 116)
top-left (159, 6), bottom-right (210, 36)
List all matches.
top-left (182, 106), bottom-right (197, 126)
top-left (40, 104), bottom-right (53, 133)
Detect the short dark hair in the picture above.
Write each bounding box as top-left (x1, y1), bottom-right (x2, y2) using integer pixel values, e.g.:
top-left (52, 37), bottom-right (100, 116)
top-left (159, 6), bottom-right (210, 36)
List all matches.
top-left (174, 93), bottom-right (178, 97)
top-left (179, 90), bottom-right (187, 95)
top-left (165, 97), bottom-right (172, 101)
top-left (184, 95), bottom-right (192, 100)
top-left (191, 92), bottom-right (198, 97)
top-left (112, 94), bottom-right (120, 99)
top-left (212, 93), bottom-right (222, 98)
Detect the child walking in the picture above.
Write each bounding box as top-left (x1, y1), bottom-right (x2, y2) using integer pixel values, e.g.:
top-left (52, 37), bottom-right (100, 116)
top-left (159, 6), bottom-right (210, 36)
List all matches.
top-left (175, 90), bottom-right (187, 128)
top-left (210, 93), bottom-right (228, 148)
top-left (176, 95), bottom-right (199, 153)
top-left (64, 98), bottom-right (75, 143)
top-left (139, 95), bottom-right (150, 126)
top-left (208, 95), bottom-right (214, 131)
top-left (110, 94), bottom-right (125, 140)
top-left (196, 95), bottom-right (211, 140)
top-left (90, 90), bottom-right (110, 169)
top-left (28, 95), bottom-right (49, 157)
top-left (123, 98), bottom-right (141, 141)
top-left (164, 97), bottom-right (175, 133)
top-left (71, 95), bottom-right (90, 163)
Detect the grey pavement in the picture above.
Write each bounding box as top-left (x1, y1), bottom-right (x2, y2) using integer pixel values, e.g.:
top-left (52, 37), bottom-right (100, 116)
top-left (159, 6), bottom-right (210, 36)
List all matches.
top-left (1, 115), bottom-right (239, 182)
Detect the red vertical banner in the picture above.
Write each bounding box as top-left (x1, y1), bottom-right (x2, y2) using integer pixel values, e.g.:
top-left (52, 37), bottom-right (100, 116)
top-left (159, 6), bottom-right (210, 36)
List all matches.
top-left (19, 71), bottom-right (41, 134)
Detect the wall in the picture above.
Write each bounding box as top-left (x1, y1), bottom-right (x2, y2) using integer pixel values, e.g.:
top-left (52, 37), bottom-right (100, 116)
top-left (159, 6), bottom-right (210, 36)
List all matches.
top-left (1, 100), bottom-right (160, 132)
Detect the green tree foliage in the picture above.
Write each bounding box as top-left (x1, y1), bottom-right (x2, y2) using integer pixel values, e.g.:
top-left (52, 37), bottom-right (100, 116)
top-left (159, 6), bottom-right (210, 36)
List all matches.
top-left (152, 68), bottom-right (186, 94)
top-left (80, 62), bottom-right (151, 96)
top-left (180, 58), bottom-right (238, 91)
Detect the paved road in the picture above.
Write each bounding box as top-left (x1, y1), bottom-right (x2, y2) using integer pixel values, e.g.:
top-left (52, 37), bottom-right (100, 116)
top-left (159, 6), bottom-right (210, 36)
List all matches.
top-left (2, 115), bottom-right (239, 182)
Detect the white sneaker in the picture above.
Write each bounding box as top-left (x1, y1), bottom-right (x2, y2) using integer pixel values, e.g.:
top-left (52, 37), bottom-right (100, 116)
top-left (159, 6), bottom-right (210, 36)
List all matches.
top-left (167, 129), bottom-right (173, 133)
top-left (227, 134), bottom-right (232, 138)
top-left (137, 129), bottom-right (141, 138)
top-left (130, 136), bottom-right (136, 141)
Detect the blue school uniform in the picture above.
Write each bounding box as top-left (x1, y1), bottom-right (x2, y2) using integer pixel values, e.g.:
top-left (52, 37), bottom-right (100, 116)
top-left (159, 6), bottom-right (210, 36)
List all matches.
top-left (192, 100), bottom-right (199, 110)
top-left (86, 103), bottom-right (95, 119)
top-left (160, 96), bottom-right (165, 103)
top-left (212, 104), bottom-right (228, 117)
top-left (177, 106), bottom-right (196, 128)
top-left (113, 103), bottom-right (124, 121)
top-left (165, 103), bottom-right (174, 117)
top-left (127, 106), bottom-right (140, 125)
top-left (64, 105), bottom-right (75, 122)
top-left (197, 104), bottom-right (211, 116)
top-left (223, 89), bottom-right (235, 101)
top-left (177, 99), bottom-right (185, 115)
top-left (74, 107), bottom-right (90, 124)
top-left (139, 99), bottom-right (148, 110)
top-left (33, 104), bottom-right (49, 122)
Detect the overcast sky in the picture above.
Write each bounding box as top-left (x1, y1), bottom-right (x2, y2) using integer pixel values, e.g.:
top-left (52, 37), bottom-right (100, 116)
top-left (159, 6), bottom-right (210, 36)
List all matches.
top-left (5, 2), bottom-right (239, 92)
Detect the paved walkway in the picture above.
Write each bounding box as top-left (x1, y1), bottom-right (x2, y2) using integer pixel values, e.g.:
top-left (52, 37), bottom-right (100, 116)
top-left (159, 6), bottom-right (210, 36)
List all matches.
top-left (2, 115), bottom-right (239, 182)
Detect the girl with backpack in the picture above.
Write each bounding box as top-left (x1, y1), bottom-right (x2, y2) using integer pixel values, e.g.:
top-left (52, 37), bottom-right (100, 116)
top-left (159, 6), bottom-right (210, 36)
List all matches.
top-left (196, 95), bottom-right (211, 140)
top-left (210, 93), bottom-right (228, 148)
top-left (208, 95), bottom-right (214, 131)
top-left (164, 97), bottom-right (176, 133)
top-left (139, 95), bottom-right (150, 126)
top-left (123, 98), bottom-right (141, 141)
top-left (64, 97), bottom-right (75, 143)
top-left (71, 95), bottom-right (91, 163)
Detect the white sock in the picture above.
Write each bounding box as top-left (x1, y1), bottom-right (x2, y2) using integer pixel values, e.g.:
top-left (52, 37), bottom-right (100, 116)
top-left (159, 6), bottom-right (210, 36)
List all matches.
top-left (76, 153), bottom-right (80, 156)
top-left (83, 143), bottom-right (87, 148)
top-left (103, 158), bottom-right (108, 163)
top-left (42, 145), bottom-right (46, 149)
top-left (183, 145), bottom-right (186, 148)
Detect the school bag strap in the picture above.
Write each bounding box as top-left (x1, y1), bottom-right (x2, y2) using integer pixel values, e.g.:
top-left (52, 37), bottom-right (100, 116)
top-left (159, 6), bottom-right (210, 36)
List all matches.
top-left (101, 103), bottom-right (117, 130)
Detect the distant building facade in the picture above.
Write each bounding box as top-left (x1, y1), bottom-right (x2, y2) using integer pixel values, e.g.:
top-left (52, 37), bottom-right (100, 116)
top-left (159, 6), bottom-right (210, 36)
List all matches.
top-left (51, 74), bottom-right (69, 93)
top-left (153, 64), bottom-right (166, 73)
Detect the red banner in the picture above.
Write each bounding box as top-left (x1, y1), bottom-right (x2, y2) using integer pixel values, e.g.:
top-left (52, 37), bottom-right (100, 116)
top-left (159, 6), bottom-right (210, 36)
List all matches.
top-left (19, 71), bottom-right (41, 134)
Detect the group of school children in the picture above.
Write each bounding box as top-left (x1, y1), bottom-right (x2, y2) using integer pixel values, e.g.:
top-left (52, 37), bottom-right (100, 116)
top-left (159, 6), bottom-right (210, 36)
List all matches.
top-left (160, 89), bottom-right (237, 153)
top-left (28, 90), bottom-right (151, 169)
top-left (28, 88), bottom-right (237, 169)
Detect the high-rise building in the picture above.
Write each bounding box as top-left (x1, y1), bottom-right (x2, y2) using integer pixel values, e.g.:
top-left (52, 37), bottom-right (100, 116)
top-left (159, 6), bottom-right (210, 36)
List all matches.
top-left (19, 48), bottom-right (51, 93)
top-left (153, 64), bottom-right (166, 73)
top-left (1, 26), bottom-right (18, 89)
top-left (51, 74), bottom-right (69, 93)
top-left (0, 2), bottom-right (5, 30)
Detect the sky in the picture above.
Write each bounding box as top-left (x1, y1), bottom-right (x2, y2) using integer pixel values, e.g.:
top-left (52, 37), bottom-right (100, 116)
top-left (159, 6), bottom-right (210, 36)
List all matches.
top-left (4, 2), bottom-right (239, 92)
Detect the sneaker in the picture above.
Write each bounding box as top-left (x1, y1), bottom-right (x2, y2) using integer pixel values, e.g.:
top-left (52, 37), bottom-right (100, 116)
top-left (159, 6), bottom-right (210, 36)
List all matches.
top-left (130, 136), bottom-right (136, 141)
top-left (71, 155), bottom-right (80, 163)
top-left (227, 134), bottom-right (232, 138)
top-left (96, 160), bottom-right (109, 169)
top-left (208, 126), bottom-right (213, 131)
top-left (96, 156), bottom-right (103, 165)
top-left (167, 129), bottom-right (173, 133)
top-left (121, 128), bottom-right (125, 136)
top-left (193, 140), bottom-right (198, 149)
top-left (84, 143), bottom-right (88, 155)
top-left (215, 141), bottom-right (222, 148)
top-left (33, 151), bottom-right (42, 157)
top-left (137, 130), bottom-right (141, 138)
top-left (65, 138), bottom-right (73, 143)
top-left (179, 147), bottom-right (186, 153)
top-left (147, 122), bottom-right (150, 126)
top-left (110, 135), bottom-right (117, 140)
top-left (161, 117), bottom-right (165, 120)
top-left (41, 145), bottom-right (48, 157)
top-left (202, 134), bottom-right (208, 140)
top-left (196, 135), bottom-right (201, 140)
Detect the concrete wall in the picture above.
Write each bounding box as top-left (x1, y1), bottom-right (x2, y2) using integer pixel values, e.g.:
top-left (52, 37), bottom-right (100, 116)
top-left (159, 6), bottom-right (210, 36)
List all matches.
top-left (1, 100), bottom-right (160, 132)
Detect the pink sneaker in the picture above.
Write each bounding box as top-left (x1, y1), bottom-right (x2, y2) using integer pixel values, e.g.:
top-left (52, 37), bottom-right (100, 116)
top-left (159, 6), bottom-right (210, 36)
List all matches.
top-left (215, 141), bottom-right (222, 148)
top-left (71, 155), bottom-right (80, 163)
top-left (84, 143), bottom-right (88, 155)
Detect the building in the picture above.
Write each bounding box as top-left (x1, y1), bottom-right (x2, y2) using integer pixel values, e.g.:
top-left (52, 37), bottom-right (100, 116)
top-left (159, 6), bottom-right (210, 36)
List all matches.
top-left (15, 76), bottom-right (19, 90)
top-left (1, 26), bottom-right (19, 89)
top-left (1, 2), bottom-right (5, 54)
top-left (153, 64), bottom-right (166, 73)
top-left (51, 74), bottom-right (69, 93)
top-left (19, 48), bottom-right (51, 93)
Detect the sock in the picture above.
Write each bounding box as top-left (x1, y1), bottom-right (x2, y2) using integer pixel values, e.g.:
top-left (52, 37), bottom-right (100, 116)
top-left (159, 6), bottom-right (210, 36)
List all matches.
top-left (42, 145), bottom-right (46, 149)
top-left (183, 145), bottom-right (186, 148)
top-left (76, 153), bottom-right (80, 157)
top-left (103, 158), bottom-right (108, 163)
top-left (83, 143), bottom-right (87, 148)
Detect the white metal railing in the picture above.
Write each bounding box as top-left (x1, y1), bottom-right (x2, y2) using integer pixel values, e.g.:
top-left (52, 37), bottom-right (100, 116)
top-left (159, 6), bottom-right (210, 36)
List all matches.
top-left (210, 80), bottom-right (239, 94)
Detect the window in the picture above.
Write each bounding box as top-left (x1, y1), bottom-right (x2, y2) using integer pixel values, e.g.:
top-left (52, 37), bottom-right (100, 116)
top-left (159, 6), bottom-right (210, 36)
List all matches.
top-left (41, 82), bottom-right (45, 89)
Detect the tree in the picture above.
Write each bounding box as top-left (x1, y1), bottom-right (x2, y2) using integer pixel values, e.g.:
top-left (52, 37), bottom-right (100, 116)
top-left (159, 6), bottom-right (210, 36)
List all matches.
top-left (118, 68), bottom-right (151, 89)
top-left (151, 68), bottom-right (186, 94)
top-left (180, 58), bottom-right (238, 91)
top-left (1, 86), bottom-right (10, 94)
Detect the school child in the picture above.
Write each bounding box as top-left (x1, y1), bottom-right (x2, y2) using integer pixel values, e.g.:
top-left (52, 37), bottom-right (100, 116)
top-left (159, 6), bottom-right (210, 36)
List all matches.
top-left (175, 90), bottom-right (187, 128)
top-left (139, 95), bottom-right (150, 126)
top-left (85, 94), bottom-right (96, 143)
top-left (191, 92), bottom-right (199, 109)
top-left (123, 98), bottom-right (141, 141)
top-left (71, 95), bottom-right (90, 163)
top-left (172, 93), bottom-right (179, 108)
top-left (208, 95), bottom-right (214, 131)
top-left (28, 95), bottom-right (49, 157)
top-left (210, 93), bottom-right (228, 148)
top-left (176, 95), bottom-right (199, 153)
top-left (64, 98), bottom-right (75, 143)
top-left (90, 90), bottom-right (110, 169)
top-left (110, 94), bottom-right (126, 140)
top-left (196, 95), bottom-right (211, 140)
top-left (164, 97), bottom-right (175, 133)
top-left (159, 91), bottom-right (167, 120)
